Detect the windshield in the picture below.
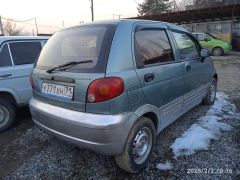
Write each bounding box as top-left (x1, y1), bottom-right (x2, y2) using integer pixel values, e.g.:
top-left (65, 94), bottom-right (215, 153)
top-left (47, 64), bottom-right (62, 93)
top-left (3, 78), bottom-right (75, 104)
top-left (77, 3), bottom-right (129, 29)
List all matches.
top-left (36, 25), bottom-right (116, 73)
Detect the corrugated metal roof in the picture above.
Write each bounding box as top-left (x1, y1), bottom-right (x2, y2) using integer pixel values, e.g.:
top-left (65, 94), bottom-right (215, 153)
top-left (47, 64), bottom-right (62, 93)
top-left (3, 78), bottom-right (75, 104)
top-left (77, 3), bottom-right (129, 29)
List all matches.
top-left (132, 4), bottom-right (240, 24)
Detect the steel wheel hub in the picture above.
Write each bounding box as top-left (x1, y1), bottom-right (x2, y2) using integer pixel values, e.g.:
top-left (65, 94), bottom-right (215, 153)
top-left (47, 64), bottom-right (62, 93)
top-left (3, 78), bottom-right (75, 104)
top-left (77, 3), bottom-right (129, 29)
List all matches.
top-left (0, 105), bottom-right (9, 126)
top-left (209, 81), bottom-right (216, 103)
top-left (132, 127), bottom-right (152, 164)
top-left (214, 48), bottom-right (222, 56)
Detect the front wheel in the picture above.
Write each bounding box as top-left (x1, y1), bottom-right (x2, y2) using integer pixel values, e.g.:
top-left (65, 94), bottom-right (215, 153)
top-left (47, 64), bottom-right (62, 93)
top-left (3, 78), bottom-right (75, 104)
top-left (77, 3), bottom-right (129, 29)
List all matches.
top-left (115, 117), bottom-right (156, 173)
top-left (202, 79), bottom-right (217, 105)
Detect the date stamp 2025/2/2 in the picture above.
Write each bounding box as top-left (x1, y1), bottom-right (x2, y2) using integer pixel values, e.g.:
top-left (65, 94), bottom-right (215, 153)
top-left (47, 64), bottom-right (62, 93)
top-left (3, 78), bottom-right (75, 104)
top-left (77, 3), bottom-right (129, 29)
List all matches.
top-left (187, 168), bottom-right (233, 174)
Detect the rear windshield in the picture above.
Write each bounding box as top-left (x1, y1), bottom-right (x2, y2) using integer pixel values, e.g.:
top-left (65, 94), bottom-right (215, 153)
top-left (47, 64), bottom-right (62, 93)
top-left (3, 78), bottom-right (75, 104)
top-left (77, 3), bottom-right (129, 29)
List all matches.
top-left (36, 25), bottom-right (116, 73)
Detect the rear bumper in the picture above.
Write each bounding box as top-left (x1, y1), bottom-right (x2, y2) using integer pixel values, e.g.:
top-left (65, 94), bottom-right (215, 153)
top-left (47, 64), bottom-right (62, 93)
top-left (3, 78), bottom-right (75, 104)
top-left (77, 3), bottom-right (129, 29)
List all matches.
top-left (29, 98), bottom-right (138, 155)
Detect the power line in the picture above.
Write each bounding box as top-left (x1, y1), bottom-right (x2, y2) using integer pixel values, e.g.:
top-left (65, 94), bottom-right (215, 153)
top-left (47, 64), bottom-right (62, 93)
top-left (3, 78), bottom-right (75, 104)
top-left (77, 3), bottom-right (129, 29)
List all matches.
top-left (1, 17), bottom-right (35, 23)
top-left (1, 17), bottom-right (61, 29)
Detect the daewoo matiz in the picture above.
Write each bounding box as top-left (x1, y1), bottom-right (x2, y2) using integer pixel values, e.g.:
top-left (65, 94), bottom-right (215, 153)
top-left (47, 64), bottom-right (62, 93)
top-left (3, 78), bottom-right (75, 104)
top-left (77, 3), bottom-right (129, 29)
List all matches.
top-left (29, 20), bottom-right (217, 173)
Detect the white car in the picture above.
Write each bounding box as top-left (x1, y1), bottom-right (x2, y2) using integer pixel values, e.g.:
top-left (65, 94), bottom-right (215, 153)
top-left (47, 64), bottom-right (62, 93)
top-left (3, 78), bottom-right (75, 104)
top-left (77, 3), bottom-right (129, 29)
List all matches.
top-left (0, 36), bottom-right (48, 132)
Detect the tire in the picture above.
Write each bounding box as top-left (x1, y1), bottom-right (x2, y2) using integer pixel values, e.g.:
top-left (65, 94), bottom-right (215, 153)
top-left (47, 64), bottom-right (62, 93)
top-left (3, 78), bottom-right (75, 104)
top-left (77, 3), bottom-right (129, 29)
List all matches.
top-left (202, 79), bottom-right (217, 105)
top-left (212, 47), bottom-right (223, 56)
top-left (0, 98), bottom-right (16, 132)
top-left (115, 117), bottom-right (156, 173)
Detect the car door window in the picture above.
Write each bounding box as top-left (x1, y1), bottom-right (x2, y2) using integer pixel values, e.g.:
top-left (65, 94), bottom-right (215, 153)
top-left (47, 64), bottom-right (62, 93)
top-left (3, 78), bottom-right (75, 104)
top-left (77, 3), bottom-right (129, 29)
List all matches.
top-left (135, 29), bottom-right (174, 67)
top-left (197, 34), bottom-right (207, 41)
top-left (0, 44), bottom-right (12, 67)
top-left (9, 41), bottom-right (42, 65)
top-left (172, 31), bottom-right (200, 60)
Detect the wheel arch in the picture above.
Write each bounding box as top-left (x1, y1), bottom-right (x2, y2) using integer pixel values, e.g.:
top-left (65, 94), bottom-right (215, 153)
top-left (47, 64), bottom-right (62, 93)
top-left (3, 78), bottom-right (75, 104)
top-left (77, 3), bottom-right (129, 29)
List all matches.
top-left (134, 104), bottom-right (160, 132)
top-left (213, 73), bottom-right (218, 82)
top-left (0, 91), bottom-right (18, 106)
top-left (142, 112), bottom-right (158, 131)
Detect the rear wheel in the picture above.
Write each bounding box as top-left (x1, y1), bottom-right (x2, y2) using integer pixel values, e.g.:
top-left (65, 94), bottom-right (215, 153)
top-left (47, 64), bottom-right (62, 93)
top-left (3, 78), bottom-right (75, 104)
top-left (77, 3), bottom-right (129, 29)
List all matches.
top-left (0, 98), bottom-right (16, 132)
top-left (202, 79), bottom-right (217, 105)
top-left (115, 117), bottom-right (156, 173)
top-left (212, 47), bottom-right (223, 56)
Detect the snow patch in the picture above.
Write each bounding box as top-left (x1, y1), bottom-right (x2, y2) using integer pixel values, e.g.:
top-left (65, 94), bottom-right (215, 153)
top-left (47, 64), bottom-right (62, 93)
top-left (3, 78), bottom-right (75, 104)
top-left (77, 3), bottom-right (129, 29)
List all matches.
top-left (171, 93), bottom-right (239, 158)
top-left (156, 161), bottom-right (172, 170)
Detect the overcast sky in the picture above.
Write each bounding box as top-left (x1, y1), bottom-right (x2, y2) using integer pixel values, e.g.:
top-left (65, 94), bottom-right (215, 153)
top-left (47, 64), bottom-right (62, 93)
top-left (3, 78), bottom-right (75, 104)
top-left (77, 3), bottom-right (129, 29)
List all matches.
top-left (0, 0), bottom-right (145, 33)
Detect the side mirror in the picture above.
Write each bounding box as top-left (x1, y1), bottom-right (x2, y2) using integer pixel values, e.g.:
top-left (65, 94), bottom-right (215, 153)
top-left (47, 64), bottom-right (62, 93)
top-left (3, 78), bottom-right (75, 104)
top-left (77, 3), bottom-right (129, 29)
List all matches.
top-left (200, 49), bottom-right (209, 58)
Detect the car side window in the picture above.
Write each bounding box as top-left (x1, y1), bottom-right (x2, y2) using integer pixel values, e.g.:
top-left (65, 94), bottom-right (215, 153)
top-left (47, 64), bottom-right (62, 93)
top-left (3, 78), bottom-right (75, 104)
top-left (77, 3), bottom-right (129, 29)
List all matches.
top-left (172, 31), bottom-right (200, 60)
top-left (0, 44), bottom-right (12, 67)
top-left (197, 34), bottom-right (207, 41)
top-left (9, 41), bottom-right (42, 65)
top-left (135, 29), bottom-right (174, 67)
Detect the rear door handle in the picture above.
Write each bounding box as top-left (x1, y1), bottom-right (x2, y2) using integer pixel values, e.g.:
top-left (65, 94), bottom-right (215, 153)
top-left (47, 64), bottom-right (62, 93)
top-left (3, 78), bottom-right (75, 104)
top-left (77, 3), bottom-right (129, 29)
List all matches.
top-left (186, 64), bottom-right (191, 71)
top-left (0, 73), bottom-right (12, 78)
top-left (144, 73), bottom-right (155, 82)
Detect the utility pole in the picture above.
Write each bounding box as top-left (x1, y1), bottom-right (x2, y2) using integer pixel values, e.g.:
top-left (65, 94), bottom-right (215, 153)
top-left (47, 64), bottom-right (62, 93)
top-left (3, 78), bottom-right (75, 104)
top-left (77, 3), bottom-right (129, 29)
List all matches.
top-left (0, 16), bottom-right (4, 36)
top-left (90, 0), bottom-right (94, 22)
top-left (34, 17), bottom-right (39, 36)
top-left (116, 14), bottom-right (122, 19)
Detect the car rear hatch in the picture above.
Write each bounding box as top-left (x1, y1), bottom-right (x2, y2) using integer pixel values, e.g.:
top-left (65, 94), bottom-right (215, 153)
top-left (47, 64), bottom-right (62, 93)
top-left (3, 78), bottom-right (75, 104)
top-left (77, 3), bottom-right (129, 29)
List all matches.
top-left (32, 24), bottom-right (117, 112)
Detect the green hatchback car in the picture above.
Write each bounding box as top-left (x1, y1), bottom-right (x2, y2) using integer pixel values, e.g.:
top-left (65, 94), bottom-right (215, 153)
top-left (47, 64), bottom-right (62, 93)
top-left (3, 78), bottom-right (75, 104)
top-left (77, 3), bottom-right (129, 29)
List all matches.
top-left (30, 20), bottom-right (218, 173)
top-left (192, 32), bottom-right (231, 56)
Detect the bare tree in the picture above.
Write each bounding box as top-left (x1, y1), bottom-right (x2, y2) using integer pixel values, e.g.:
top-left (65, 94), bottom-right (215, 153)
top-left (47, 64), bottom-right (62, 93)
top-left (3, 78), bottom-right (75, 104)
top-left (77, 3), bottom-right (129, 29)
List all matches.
top-left (3, 20), bottom-right (22, 36)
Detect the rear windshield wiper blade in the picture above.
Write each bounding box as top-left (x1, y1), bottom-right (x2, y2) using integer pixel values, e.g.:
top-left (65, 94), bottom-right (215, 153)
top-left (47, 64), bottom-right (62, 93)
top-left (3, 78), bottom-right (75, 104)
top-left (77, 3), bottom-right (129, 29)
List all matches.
top-left (46, 60), bottom-right (93, 74)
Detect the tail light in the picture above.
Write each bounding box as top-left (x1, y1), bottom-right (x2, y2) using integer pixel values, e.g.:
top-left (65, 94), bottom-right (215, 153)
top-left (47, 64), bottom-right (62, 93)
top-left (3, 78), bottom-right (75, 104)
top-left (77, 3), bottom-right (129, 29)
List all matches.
top-left (87, 77), bottom-right (124, 103)
top-left (29, 72), bottom-right (35, 90)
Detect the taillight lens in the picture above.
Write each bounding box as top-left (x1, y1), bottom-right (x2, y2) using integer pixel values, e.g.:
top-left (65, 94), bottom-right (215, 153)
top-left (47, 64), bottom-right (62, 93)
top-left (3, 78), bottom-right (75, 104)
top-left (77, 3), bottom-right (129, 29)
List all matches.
top-left (87, 77), bottom-right (124, 103)
top-left (29, 72), bottom-right (35, 90)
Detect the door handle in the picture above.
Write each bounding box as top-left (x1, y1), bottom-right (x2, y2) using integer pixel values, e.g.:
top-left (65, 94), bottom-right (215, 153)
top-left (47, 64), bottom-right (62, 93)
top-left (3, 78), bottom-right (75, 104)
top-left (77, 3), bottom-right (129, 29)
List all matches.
top-left (0, 73), bottom-right (12, 78)
top-left (186, 65), bottom-right (191, 71)
top-left (144, 73), bottom-right (155, 82)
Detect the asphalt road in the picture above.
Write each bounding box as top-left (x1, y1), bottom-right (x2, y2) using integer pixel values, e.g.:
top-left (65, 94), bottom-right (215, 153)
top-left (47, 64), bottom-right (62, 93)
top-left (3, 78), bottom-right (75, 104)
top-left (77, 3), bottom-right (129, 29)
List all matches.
top-left (1, 53), bottom-right (240, 179)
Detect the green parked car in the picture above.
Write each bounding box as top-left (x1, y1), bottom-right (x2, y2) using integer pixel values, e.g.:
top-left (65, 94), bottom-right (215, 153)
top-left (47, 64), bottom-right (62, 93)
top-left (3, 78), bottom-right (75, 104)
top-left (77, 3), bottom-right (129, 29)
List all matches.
top-left (192, 32), bottom-right (231, 56)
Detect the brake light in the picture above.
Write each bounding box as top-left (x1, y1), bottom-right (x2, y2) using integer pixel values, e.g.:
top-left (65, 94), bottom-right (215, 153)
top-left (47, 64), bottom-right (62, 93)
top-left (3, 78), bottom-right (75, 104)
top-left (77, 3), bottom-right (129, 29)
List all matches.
top-left (29, 72), bottom-right (35, 90)
top-left (87, 77), bottom-right (124, 103)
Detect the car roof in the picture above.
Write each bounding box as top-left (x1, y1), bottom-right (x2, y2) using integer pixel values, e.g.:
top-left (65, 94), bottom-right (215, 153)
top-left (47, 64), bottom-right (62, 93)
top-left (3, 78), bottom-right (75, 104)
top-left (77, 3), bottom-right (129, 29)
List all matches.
top-left (62, 19), bottom-right (188, 33)
top-left (0, 36), bottom-right (49, 44)
top-left (192, 32), bottom-right (206, 34)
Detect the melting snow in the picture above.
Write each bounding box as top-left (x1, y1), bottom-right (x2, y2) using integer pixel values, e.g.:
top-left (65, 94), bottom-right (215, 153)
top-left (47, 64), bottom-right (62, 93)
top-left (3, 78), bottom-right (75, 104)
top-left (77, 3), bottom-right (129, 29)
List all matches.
top-left (170, 93), bottom-right (239, 158)
top-left (156, 161), bottom-right (172, 170)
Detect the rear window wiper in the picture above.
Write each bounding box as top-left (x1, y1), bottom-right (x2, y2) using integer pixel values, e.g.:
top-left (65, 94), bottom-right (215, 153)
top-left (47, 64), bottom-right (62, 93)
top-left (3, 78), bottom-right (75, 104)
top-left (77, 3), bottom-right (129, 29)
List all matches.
top-left (46, 60), bottom-right (93, 74)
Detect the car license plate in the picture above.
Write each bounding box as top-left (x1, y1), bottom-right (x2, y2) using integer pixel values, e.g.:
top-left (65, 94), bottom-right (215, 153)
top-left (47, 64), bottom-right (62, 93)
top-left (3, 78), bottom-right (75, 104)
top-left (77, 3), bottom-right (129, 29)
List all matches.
top-left (41, 83), bottom-right (74, 100)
